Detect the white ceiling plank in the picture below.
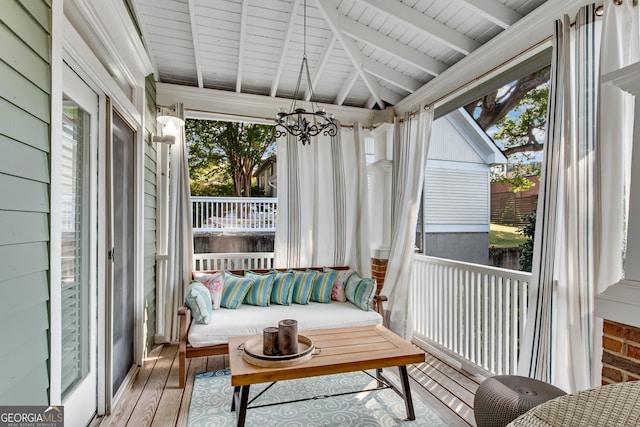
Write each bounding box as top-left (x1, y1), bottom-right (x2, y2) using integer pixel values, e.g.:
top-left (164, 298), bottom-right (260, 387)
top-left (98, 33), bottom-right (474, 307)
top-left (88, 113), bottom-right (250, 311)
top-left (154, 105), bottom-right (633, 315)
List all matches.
top-left (339, 16), bottom-right (447, 76)
top-left (365, 95), bottom-right (377, 109)
top-left (270, 0), bottom-right (301, 97)
top-left (187, 0), bottom-right (204, 87)
top-left (305, 36), bottom-right (337, 101)
top-left (457, 0), bottom-right (523, 29)
top-left (236, 0), bottom-right (250, 92)
top-left (335, 69), bottom-right (358, 105)
top-left (315, 0), bottom-right (385, 109)
top-left (357, 0), bottom-right (480, 55)
top-left (362, 58), bottom-right (420, 93)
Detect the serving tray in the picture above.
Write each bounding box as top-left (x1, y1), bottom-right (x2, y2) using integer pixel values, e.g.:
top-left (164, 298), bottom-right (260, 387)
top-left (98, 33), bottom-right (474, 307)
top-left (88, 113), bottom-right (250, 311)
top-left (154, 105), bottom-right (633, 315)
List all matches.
top-left (241, 334), bottom-right (316, 367)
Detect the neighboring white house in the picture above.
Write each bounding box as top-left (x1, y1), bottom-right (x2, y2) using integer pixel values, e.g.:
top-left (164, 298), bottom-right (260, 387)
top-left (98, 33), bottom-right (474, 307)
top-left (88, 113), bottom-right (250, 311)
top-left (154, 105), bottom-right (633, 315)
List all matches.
top-left (423, 108), bottom-right (507, 264)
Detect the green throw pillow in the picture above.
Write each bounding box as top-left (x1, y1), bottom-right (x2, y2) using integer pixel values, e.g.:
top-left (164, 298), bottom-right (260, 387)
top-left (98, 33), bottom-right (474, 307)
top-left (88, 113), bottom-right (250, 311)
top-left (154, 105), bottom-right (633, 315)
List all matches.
top-left (244, 271), bottom-right (275, 306)
top-left (271, 270), bottom-right (294, 305)
top-left (221, 272), bottom-right (254, 309)
top-left (184, 281), bottom-right (212, 324)
top-left (310, 269), bottom-right (338, 303)
top-left (345, 273), bottom-right (376, 311)
top-left (291, 270), bottom-right (318, 304)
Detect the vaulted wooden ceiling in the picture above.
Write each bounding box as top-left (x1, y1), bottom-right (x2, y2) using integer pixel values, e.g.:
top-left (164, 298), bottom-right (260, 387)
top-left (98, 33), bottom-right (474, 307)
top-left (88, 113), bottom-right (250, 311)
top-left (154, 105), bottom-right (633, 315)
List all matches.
top-left (131, 0), bottom-right (548, 110)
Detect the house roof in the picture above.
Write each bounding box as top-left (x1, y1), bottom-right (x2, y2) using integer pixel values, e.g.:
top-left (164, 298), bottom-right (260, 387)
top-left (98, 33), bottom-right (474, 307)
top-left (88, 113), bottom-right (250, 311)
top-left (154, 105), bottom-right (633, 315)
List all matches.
top-left (130, 0), bottom-right (555, 113)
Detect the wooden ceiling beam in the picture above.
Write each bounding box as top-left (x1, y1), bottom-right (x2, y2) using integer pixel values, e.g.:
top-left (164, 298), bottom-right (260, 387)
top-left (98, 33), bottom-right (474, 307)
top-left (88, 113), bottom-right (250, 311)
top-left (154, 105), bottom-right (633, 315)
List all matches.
top-left (187, 0), bottom-right (203, 87)
top-left (270, 0), bottom-right (301, 97)
top-left (236, 0), bottom-right (249, 92)
top-left (457, 0), bottom-right (522, 29)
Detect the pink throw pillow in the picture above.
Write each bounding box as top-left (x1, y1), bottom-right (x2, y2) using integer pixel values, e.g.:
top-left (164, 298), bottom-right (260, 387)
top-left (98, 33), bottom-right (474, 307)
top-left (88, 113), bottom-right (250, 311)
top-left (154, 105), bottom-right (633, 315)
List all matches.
top-left (193, 271), bottom-right (224, 310)
top-left (324, 268), bottom-right (353, 302)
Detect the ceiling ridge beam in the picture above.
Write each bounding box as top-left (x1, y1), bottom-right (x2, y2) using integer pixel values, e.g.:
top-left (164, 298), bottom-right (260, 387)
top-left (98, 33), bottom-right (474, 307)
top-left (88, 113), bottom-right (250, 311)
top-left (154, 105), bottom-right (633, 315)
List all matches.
top-left (335, 69), bottom-right (359, 105)
top-left (270, 0), bottom-right (301, 97)
top-left (339, 15), bottom-right (447, 76)
top-left (362, 58), bottom-right (419, 93)
top-left (456, 0), bottom-right (522, 29)
top-left (357, 0), bottom-right (480, 55)
top-left (316, 0), bottom-right (384, 108)
top-left (236, 0), bottom-right (249, 92)
top-left (187, 0), bottom-right (204, 88)
top-left (379, 86), bottom-right (403, 105)
top-left (304, 36), bottom-right (337, 101)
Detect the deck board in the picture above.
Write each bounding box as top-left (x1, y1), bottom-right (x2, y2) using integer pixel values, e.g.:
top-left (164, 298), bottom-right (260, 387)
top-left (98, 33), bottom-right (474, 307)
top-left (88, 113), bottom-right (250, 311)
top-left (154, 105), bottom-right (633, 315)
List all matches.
top-left (95, 344), bottom-right (480, 426)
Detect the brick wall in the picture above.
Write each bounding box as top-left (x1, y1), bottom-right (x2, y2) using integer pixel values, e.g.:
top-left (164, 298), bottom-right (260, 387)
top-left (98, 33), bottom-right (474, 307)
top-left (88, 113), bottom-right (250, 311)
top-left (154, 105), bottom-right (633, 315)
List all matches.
top-left (602, 320), bottom-right (640, 384)
top-left (371, 258), bottom-right (388, 295)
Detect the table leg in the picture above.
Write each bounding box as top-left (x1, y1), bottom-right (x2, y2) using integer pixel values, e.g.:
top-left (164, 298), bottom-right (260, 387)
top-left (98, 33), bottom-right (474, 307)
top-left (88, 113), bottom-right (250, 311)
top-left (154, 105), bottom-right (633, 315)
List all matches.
top-left (231, 386), bottom-right (240, 411)
top-left (376, 368), bottom-right (384, 388)
top-left (233, 385), bottom-right (250, 427)
top-left (398, 365), bottom-right (415, 420)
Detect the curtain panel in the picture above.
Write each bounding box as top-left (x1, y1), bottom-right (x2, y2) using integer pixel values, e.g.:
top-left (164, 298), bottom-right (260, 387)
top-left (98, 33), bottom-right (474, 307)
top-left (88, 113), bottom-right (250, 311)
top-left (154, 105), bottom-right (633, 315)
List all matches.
top-left (382, 110), bottom-right (433, 339)
top-left (517, 7), bottom-right (601, 392)
top-left (274, 125), bottom-right (371, 276)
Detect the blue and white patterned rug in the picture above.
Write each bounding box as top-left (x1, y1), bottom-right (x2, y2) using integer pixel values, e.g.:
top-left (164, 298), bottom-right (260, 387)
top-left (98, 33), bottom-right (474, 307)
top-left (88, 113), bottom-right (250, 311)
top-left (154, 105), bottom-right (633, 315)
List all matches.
top-left (188, 369), bottom-right (448, 426)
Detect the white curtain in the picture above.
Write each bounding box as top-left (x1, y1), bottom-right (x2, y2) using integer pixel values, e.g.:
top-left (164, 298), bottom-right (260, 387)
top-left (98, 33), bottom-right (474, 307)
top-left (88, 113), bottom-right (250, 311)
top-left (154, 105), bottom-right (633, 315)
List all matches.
top-left (517, 7), bottom-right (601, 392)
top-left (274, 124), bottom-right (371, 276)
top-left (381, 110), bottom-right (433, 339)
top-left (161, 105), bottom-right (194, 343)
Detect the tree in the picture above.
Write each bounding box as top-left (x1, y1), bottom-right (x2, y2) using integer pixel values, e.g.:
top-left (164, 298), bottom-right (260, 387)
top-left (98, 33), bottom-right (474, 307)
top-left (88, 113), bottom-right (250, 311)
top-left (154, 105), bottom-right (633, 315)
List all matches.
top-left (185, 120), bottom-right (275, 197)
top-left (518, 211), bottom-right (536, 272)
top-left (466, 67), bottom-right (550, 191)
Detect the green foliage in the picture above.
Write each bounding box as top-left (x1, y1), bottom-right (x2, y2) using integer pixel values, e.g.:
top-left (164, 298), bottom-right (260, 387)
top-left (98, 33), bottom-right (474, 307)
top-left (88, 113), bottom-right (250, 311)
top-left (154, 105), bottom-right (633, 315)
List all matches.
top-left (518, 211), bottom-right (536, 272)
top-left (185, 119), bottom-right (275, 197)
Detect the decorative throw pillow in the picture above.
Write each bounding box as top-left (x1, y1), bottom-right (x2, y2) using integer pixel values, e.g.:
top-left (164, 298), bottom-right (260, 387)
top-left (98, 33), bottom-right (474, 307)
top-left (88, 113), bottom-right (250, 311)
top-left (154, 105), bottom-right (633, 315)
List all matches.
top-left (270, 270), bottom-right (294, 305)
top-left (221, 272), bottom-right (254, 309)
top-left (311, 270), bottom-right (338, 303)
top-left (193, 271), bottom-right (224, 310)
top-left (345, 273), bottom-right (376, 311)
top-left (324, 268), bottom-right (354, 302)
top-left (244, 271), bottom-right (276, 307)
top-left (290, 270), bottom-right (318, 304)
top-left (184, 281), bottom-right (212, 324)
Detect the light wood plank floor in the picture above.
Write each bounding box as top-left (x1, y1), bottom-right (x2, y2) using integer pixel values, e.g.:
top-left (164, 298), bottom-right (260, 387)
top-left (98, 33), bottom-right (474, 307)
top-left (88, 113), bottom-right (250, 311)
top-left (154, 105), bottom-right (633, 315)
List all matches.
top-left (93, 344), bottom-right (480, 426)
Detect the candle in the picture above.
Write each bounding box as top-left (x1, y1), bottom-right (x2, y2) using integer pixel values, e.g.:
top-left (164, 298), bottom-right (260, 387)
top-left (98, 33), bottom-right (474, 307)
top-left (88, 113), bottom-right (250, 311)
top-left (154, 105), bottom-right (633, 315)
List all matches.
top-left (278, 319), bottom-right (298, 355)
top-left (263, 326), bottom-right (279, 356)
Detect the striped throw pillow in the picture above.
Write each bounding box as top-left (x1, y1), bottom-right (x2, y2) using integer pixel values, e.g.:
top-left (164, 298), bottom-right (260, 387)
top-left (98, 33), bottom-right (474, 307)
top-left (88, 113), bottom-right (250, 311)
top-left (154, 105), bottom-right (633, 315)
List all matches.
top-left (244, 271), bottom-right (275, 306)
top-left (221, 272), bottom-right (254, 309)
top-left (310, 270), bottom-right (338, 303)
top-left (291, 270), bottom-right (318, 304)
top-left (184, 281), bottom-right (212, 324)
top-left (345, 273), bottom-right (376, 311)
top-left (271, 270), bottom-right (294, 305)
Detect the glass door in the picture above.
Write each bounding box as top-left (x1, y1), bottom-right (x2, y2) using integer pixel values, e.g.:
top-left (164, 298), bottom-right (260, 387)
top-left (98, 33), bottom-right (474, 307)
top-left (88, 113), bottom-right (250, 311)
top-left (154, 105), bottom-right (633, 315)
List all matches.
top-left (61, 64), bottom-right (99, 426)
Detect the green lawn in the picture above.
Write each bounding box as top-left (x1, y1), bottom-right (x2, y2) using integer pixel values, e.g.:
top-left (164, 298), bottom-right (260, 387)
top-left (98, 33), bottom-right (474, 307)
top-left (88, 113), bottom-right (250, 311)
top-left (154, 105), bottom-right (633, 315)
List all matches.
top-left (489, 223), bottom-right (526, 248)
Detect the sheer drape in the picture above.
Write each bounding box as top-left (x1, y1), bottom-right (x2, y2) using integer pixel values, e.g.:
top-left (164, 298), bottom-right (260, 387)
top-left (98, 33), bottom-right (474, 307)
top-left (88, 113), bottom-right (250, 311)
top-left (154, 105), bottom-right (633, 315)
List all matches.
top-left (382, 110), bottom-right (433, 339)
top-left (517, 7), bottom-right (600, 392)
top-left (274, 124), bottom-right (371, 276)
top-left (163, 107), bottom-right (193, 343)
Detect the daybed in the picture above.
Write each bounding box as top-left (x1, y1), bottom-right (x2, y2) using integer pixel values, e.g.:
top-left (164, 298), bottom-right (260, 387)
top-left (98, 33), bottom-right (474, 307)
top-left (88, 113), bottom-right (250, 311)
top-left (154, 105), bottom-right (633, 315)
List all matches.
top-left (177, 266), bottom-right (386, 387)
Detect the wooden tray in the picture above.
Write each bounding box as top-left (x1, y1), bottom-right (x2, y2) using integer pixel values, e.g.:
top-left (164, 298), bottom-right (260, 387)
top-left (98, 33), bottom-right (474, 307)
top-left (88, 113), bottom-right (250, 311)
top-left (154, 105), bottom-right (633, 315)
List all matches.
top-left (241, 334), bottom-right (316, 367)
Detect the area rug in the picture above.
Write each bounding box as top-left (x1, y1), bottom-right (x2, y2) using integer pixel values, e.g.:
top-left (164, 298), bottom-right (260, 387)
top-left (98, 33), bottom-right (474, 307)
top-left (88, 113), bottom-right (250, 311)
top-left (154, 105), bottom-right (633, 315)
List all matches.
top-left (187, 369), bottom-right (448, 426)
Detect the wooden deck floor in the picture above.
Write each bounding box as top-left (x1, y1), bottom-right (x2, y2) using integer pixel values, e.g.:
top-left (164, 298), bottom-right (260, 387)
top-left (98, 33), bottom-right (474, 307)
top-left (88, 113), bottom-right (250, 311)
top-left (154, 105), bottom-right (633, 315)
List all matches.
top-left (94, 344), bottom-right (481, 426)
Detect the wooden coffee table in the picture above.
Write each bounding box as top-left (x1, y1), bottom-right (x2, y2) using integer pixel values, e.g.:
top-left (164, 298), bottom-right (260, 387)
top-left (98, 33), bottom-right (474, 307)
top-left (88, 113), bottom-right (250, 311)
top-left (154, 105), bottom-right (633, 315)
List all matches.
top-left (228, 324), bottom-right (425, 426)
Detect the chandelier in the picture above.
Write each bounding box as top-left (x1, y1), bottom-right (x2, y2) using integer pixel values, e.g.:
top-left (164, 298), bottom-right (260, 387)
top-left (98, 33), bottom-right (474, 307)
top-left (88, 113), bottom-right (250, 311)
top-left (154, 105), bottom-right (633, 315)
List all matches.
top-left (275, 0), bottom-right (337, 145)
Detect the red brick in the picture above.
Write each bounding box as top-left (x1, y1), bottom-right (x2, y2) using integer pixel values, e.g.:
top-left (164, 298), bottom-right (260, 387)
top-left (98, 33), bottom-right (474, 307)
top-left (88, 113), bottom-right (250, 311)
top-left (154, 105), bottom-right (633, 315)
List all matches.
top-left (628, 375), bottom-right (640, 382)
top-left (622, 325), bottom-right (640, 345)
top-left (603, 336), bottom-right (623, 353)
top-left (628, 344), bottom-right (640, 360)
top-left (604, 321), bottom-right (624, 337)
top-left (602, 379), bottom-right (612, 386)
top-left (602, 366), bottom-right (623, 383)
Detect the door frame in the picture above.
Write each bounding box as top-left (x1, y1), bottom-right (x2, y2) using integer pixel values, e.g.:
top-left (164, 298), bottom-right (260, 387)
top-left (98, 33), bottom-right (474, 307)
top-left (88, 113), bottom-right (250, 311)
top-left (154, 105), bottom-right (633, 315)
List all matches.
top-left (50, 11), bottom-right (148, 415)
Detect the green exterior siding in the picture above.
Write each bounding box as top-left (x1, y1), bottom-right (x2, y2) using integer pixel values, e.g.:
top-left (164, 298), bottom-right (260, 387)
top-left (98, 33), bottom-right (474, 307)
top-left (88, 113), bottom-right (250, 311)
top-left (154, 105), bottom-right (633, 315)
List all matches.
top-left (0, 0), bottom-right (51, 404)
top-left (143, 75), bottom-right (157, 353)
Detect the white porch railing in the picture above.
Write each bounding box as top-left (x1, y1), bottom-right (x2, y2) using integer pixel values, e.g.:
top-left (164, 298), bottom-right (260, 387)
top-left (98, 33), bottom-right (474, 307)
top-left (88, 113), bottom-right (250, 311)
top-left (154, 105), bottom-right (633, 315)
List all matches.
top-left (193, 252), bottom-right (275, 271)
top-left (192, 197), bottom-right (277, 232)
top-left (411, 254), bottom-right (530, 375)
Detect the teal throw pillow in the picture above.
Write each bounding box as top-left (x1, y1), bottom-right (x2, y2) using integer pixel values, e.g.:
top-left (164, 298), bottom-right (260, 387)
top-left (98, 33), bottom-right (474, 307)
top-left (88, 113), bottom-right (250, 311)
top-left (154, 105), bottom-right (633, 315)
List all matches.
top-left (291, 270), bottom-right (318, 304)
top-left (271, 270), bottom-right (294, 305)
top-left (184, 281), bottom-right (212, 324)
top-left (345, 273), bottom-right (376, 311)
top-left (221, 272), bottom-right (254, 309)
top-left (311, 270), bottom-right (338, 303)
top-left (244, 271), bottom-right (275, 306)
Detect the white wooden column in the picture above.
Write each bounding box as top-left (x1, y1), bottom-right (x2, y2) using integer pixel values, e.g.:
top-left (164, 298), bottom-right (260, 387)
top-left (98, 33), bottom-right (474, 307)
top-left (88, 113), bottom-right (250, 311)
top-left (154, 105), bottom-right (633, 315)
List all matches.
top-left (368, 123), bottom-right (394, 259)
